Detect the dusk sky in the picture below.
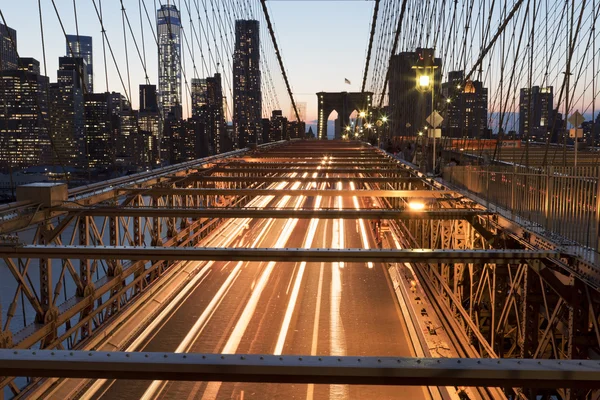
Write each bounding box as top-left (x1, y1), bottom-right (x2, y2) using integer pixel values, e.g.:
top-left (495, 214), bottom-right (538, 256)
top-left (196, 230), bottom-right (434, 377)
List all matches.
top-left (1, 1), bottom-right (373, 128)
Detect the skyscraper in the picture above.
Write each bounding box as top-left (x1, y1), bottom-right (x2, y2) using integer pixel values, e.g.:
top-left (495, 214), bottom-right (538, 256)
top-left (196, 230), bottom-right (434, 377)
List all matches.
top-left (270, 110), bottom-right (287, 142)
top-left (139, 84), bottom-right (158, 113)
top-left (83, 93), bottom-right (111, 169)
top-left (65, 35), bottom-right (93, 93)
top-left (0, 23), bottom-right (18, 71)
top-left (388, 48), bottom-right (441, 137)
top-left (191, 78), bottom-right (207, 118)
top-left (0, 58), bottom-right (50, 170)
top-left (442, 70), bottom-right (488, 138)
top-left (205, 73), bottom-right (226, 154)
top-left (157, 4), bottom-right (182, 119)
top-left (139, 84), bottom-right (161, 165)
top-left (519, 86), bottom-right (554, 141)
top-left (48, 57), bottom-right (86, 166)
top-left (233, 19), bottom-right (262, 149)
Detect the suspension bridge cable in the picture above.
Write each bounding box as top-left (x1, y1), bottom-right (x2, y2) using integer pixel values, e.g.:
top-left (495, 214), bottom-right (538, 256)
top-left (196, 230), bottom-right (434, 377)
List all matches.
top-left (259, 0), bottom-right (300, 122)
top-left (362, 0), bottom-right (380, 93)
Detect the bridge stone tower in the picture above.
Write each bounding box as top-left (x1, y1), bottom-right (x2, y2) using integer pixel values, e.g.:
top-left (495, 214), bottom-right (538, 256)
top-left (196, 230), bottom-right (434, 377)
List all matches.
top-left (317, 91), bottom-right (372, 139)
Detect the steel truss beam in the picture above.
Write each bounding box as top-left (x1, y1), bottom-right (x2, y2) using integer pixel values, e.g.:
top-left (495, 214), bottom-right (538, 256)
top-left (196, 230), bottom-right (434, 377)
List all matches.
top-left (185, 176), bottom-right (422, 183)
top-left (210, 167), bottom-right (410, 174)
top-left (122, 188), bottom-right (451, 198)
top-left (55, 207), bottom-right (490, 220)
top-left (0, 350), bottom-right (598, 389)
top-left (0, 246), bottom-right (556, 263)
top-left (224, 161), bottom-right (399, 167)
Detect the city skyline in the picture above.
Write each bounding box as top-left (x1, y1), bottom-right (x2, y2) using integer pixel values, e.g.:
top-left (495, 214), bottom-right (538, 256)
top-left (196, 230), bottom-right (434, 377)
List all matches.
top-left (0, 2), bottom-right (598, 136)
top-left (0, 1), bottom-right (374, 126)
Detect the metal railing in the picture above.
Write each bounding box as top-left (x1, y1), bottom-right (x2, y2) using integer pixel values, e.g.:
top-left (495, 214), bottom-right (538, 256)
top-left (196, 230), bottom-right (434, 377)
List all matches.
top-left (443, 165), bottom-right (600, 253)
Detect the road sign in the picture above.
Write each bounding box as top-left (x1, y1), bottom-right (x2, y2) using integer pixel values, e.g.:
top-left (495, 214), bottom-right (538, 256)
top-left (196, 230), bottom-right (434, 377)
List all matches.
top-left (426, 111), bottom-right (444, 128)
top-left (569, 128), bottom-right (583, 138)
top-left (568, 110), bottom-right (584, 127)
top-left (428, 128), bottom-right (442, 138)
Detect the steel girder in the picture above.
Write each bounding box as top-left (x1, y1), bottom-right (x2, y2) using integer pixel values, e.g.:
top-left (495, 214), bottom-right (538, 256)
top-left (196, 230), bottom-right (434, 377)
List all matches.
top-left (122, 188), bottom-right (453, 198)
top-left (0, 246), bottom-right (556, 263)
top-left (55, 207), bottom-right (491, 220)
top-left (397, 202), bottom-right (600, 399)
top-left (1, 350), bottom-right (599, 389)
top-left (0, 146), bottom-right (289, 235)
top-left (210, 167), bottom-right (413, 174)
top-left (0, 191), bottom-right (250, 352)
top-left (223, 161), bottom-right (402, 167)
top-left (184, 176), bottom-right (422, 183)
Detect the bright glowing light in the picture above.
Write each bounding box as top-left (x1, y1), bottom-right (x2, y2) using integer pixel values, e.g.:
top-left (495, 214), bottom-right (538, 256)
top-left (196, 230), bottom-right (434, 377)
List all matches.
top-left (350, 182), bottom-right (373, 269)
top-left (381, 116), bottom-right (388, 122)
top-left (446, 98), bottom-right (452, 103)
top-left (418, 131), bottom-right (423, 136)
top-left (345, 126), bottom-right (351, 131)
top-left (408, 201), bottom-right (426, 211)
top-left (359, 111), bottom-right (366, 118)
top-left (337, 181), bottom-right (345, 268)
top-left (419, 75), bottom-right (430, 87)
top-left (366, 123), bottom-right (372, 129)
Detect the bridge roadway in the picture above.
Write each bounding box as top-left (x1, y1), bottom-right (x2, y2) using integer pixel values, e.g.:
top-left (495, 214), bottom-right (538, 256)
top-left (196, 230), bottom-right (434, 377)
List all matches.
top-left (86, 174), bottom-right (429, 399)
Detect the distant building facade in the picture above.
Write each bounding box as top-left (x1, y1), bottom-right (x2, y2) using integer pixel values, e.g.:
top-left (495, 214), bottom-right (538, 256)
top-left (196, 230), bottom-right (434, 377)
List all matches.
top-left (48, 57), bottom-right (86, 167)
top-left (0, 58), bottom-right (50, 170)
top-left (157, 4), bottom-right (182, 118)
top-left (388, 48), bottom-right (441, 137)
top-left (84, 93), bottom-right (112, 169)
top-left (205, 73), bottom-right (226, 154)
top-left (139, 84), bottom-right (158, 113)
top-left (65, 34), bottom-right (93, 93)
top-left (139, 84), bottom-right (161, 165)
top-left (0, 23), bottom-right (18, 71)
top-left (191, 78), bottom-right (207, 118)
top-left (519, 86), bottom-right (554, 141)
top-left (442, 70), bottom-right (488, 138)
top-left (270, 110), bottom-right (287, 142)
top-left (233, 19), bottom-right (262, 149)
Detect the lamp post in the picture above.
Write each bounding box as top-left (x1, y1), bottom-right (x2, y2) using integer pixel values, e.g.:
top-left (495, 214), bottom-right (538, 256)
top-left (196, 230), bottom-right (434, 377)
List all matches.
top-left (414, 51), bottom-right (439, 174)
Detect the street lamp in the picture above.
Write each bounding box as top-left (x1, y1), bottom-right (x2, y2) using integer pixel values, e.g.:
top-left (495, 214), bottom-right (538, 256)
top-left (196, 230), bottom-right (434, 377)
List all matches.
top-left (408, 201), bottom-right (425, 211)
top-left (414, 70), bottom-right (438, 173)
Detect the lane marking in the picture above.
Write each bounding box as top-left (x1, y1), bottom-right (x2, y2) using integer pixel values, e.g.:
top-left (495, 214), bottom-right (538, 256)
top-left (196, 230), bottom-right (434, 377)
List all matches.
top-left (136, 178), bottom-right (299, 400)
top-left (275, 180), bottom-right (323, 354)
top-left (305, 261), bottom-right (325, 400)
top-left (307, 190), bottom-right (333, 400)
top-left (285, 263), bottom-right (298, 295)
top-left (140, 261), bottom-right (244, 400)
top-left (201, 181), bottom-right (306, 400)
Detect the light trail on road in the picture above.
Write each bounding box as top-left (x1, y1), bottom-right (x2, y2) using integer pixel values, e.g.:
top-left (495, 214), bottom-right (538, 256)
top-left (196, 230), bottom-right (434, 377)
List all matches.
top-left (82, 146), bottom-right (429, 400)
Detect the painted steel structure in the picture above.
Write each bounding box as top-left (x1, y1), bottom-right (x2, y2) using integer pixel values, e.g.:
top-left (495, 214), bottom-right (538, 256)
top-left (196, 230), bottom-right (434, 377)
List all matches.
top-left (1, 350), bottom-right (600, 389)
top-left (0, 140), bottom-right (598, 400)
